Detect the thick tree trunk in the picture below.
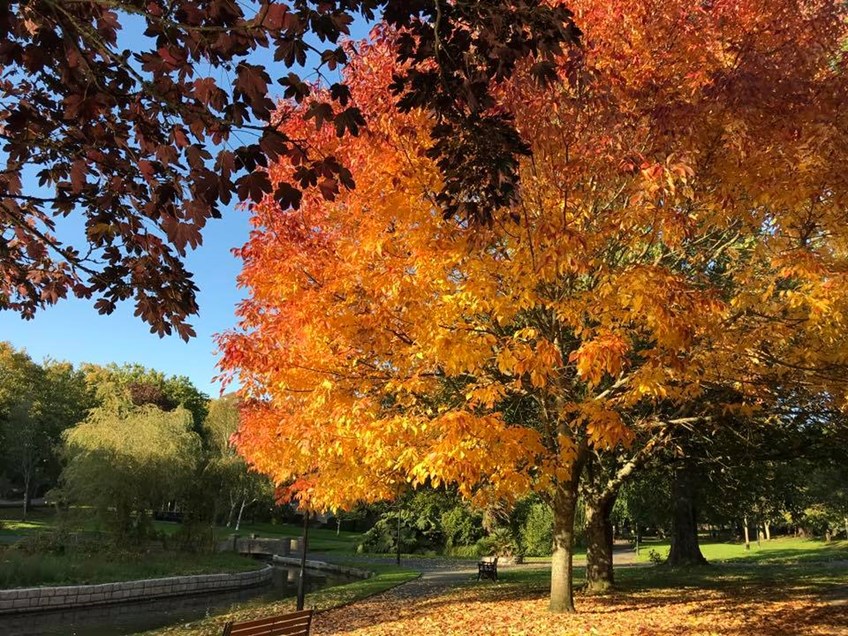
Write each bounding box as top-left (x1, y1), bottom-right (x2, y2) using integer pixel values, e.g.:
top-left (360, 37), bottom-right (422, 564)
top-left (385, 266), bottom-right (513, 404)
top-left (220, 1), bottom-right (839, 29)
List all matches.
top-left (585, 495), bottom-right (615, 594)
top-left (743, 516), bottom-right (750, 550)
top-left (667, 464), bottom-right (707, 566)
top-left (764, 521), bottom-right (771, 541)
top-left (844, 517), bottom-right (848, 540)
top-left (550, 486), bottom-right (579, 613)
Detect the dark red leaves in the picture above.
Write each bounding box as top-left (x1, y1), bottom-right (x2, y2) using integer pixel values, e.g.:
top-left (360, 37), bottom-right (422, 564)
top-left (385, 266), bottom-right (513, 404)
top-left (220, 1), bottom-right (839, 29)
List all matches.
top-left (0, 0), bottom-right (578, 340)
top-left (237, 171), bottom-right (273, 203)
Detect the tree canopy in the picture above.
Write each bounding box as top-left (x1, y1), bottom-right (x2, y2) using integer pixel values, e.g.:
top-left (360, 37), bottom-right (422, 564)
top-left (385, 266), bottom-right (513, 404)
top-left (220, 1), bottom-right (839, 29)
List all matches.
top-left (0, 0), bottom-right (578, 339)
top-left (220, 0), bottom-right (848, 611)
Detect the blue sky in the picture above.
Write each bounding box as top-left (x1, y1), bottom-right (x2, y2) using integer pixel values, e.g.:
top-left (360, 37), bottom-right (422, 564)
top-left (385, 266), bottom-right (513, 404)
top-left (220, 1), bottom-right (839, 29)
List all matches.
top-left (0, 11), bottom-right (372, 397)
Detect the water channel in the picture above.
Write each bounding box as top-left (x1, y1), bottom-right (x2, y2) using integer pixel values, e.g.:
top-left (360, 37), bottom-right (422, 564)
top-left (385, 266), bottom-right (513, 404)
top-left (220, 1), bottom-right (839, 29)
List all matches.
top-left (0, 564), bottom-right (353, 636)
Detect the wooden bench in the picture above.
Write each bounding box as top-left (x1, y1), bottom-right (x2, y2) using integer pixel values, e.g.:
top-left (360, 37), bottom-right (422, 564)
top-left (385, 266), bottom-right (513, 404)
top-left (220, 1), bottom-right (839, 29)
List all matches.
top-left (222, 609), bottom-right (313, 636)
top-left (477, 555), bottom-right (498, 581)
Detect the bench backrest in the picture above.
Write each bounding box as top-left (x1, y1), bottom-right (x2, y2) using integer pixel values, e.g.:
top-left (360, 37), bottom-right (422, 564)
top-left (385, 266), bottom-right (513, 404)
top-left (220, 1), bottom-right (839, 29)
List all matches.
top-left (222, 609), bottom-right (313, 636)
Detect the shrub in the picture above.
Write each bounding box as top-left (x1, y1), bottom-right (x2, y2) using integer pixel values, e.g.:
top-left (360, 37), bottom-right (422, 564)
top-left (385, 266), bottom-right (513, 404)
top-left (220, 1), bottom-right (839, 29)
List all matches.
top-left (441, 505), bottom-right (484, 549)
top-left (521, 502), bottom-right (554, 556)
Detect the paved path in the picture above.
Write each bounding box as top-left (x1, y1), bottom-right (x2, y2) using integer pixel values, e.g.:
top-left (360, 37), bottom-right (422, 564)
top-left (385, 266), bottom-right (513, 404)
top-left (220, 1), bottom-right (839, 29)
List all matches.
top-left (309, 542), bottom-right (646, 601)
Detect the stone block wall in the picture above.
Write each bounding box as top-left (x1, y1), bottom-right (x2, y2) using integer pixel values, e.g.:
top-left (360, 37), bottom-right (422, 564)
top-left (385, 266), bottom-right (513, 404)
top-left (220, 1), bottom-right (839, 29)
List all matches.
top-left (0, 565), bottom-right (272, 614)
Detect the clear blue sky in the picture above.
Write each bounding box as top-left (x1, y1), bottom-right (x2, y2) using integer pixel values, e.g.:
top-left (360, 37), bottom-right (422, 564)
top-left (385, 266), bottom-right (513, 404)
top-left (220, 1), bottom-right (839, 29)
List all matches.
top-left (0, 12), bottom-right (372, 397)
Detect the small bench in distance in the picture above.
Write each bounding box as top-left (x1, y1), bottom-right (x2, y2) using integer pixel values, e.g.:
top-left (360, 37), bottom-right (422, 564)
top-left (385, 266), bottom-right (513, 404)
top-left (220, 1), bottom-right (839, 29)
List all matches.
top-left (222, 608), bottom-right (313, 636)
top-left (477, 555), bottom-right (498, 581)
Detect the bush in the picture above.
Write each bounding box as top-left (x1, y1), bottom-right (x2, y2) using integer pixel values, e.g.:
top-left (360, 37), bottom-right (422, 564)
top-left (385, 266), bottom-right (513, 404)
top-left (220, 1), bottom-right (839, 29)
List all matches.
top-left (441, 505), bottom-right (484, 549)
top-left (476, 527), bottom-right (521, 558)
top-left (521, 502), bottom-right (554, 556)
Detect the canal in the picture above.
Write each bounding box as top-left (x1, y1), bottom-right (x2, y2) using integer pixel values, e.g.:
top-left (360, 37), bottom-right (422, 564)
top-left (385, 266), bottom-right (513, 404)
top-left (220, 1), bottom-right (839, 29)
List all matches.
top-left (0, 564), bottom-right (352, 636)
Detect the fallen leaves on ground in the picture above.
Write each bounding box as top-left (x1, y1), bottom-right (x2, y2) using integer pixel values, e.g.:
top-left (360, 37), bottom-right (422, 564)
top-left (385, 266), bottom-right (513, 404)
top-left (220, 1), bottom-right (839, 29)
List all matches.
top-left (313, 576), bottom-right (847, 636)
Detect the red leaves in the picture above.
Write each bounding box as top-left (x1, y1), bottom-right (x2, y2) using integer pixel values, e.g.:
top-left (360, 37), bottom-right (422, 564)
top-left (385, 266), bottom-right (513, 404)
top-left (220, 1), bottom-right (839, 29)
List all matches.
top-left (237, 171), bottom-right (273, 204)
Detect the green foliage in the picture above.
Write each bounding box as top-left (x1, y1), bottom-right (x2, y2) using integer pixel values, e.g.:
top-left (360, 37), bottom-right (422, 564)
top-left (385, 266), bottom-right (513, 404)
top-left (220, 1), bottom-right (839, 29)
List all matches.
top-left (58, 405), bottom-right (201, 541)
top-left (201, 396), bottom-right (274, 530)
top-left (521, 502), bottom-right (554, 557)
top-left (440, 504), bottom-right (484, 549)
top-left (0, 343), bottom-right (92, 506)
top-left (357, 489), bottom-right (484, 554)
top-left (82, 364), bottom-right (208, 429)
top-left (476, 526), bottom-right (521, 558)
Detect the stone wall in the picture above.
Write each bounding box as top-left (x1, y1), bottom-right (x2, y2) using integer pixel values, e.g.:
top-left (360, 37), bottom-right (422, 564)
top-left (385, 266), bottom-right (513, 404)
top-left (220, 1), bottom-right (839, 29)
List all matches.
top-left (272, 556), bottom-right (372, 579)
top-left (217, 536), bottom-right (296, 556)
top-left (0, 565), bottom-right (272, 614)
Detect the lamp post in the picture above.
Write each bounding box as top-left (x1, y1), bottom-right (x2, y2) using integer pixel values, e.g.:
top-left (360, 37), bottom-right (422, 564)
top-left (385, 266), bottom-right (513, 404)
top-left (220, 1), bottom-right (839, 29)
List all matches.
top-left (296, 510), bottom-right (310, 611)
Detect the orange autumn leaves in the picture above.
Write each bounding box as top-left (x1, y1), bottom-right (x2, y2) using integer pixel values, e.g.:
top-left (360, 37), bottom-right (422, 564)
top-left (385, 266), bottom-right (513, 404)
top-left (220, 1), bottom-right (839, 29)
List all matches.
top-left (310, 577), bottom-right (847, 636)
top-left (219, 0), bottom-right (848, 512)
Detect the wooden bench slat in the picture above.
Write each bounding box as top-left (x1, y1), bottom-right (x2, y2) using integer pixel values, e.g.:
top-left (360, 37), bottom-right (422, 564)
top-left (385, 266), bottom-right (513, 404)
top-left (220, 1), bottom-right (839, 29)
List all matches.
top-left (224, 609), bottom-right (313, 636)
top-left (228, 620), bottom-right (312, 636)
top-left (227, 610), bottom-right (313, 631)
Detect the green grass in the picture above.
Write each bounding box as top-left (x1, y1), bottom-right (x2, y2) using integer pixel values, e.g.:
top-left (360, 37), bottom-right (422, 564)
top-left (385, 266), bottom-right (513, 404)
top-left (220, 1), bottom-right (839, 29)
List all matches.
top-left (0, 549), bottom-right (261, 588)
top-left (145, 563), bottom-right (420, 636)
top-left (1, 508), bottom-right (366, 553)
top-left (0, 508), bottom-right (60, 537)
top-left (205, 521), bottom-right (365, 553)
top-left (634, 536), bottom-right (848, 564)
top-left (492, 558), bottom-right (846, 599)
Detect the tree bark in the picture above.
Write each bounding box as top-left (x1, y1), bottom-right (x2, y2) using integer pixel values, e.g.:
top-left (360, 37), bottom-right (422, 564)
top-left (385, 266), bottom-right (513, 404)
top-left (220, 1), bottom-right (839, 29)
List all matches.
top-left (743, 516), bottom-right (750, 550)
top-left (550, 486), bottom-right (579, 612)
top-left (843, 517), bottom-right (848, 541)
top-left (235, 498), bottom-right (247, 531)
top-left (764, 521), bottom-right (771, 541)
top-left (22, 472), bottom-right (31, 520)
top-left (666, 463), bottom-right (707, 566)
top-left (585, 495), bottom-right (615, 594)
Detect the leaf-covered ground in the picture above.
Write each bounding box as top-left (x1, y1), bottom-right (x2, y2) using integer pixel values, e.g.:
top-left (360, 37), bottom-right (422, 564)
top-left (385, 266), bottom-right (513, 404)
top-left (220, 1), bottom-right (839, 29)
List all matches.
top-left (313, 564), bottom-right (848, 636)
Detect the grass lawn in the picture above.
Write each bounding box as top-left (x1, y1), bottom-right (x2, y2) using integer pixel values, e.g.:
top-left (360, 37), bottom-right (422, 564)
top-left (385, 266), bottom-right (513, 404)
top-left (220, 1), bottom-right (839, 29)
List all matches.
top-left (311, 561), bottom-right (848, 636)
top-left (205, 521), bottom-right (365, 553)
top-left (145, 563), bottom-right (420, 636)
top-left (0, 549), bottom-right (261, 588)
top-left (0, 507), bottom-right (365, 553)
top-left (635, 536), bottom-right (848, 564)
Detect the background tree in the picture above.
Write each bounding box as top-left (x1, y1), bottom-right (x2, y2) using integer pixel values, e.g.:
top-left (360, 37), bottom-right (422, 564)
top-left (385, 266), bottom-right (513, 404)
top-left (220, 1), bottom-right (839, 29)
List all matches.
top-left (0, 342), bottom-right (91, 516)
top-left (203, 395), bottom-right (272, 530)
top-left (58, 405), bottom-right (201, 540)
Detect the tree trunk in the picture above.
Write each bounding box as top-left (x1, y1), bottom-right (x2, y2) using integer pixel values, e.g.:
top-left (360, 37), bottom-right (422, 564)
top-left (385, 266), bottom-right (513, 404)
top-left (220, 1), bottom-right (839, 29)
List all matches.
top-left (764, 521), bottom-right (771, 541)
top-left (226, 500), bottom-right (238, 528)
top-left (743, 516), bottom-right (750, 550)
top-left (666, 464), bottom-right (707, 566)
top-left (235, 498), bottom-right (247, 531)
top-left (22, 472), bottom-right (31, 520)
top-left (550, 486), bottom-right (579, 612)
top-left (585, 495), bottom-right (615, 594)
top-left (844, 517), bottom-right (848, 541)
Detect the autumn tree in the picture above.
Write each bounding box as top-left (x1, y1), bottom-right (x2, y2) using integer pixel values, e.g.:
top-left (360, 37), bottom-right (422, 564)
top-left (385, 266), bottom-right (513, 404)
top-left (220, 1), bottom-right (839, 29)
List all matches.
top-left (0, 0), bottom-right (578, 339)
top-left (221, 0), bottom-right (848, 612)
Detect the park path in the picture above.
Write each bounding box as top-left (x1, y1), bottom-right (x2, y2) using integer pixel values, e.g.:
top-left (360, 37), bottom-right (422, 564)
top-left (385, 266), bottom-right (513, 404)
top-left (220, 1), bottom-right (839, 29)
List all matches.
top-left (309, 541), bottom-right (643, 602)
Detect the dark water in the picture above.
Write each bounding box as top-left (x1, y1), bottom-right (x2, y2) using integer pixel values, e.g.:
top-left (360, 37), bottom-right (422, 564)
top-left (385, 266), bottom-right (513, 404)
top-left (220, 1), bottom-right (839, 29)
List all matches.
top-left (0, 565), bottom-right (351, 636)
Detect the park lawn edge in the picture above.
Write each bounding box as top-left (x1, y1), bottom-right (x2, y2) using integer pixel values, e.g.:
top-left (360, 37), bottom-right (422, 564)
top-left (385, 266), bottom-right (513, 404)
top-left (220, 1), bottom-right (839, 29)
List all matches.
top-left (0, 550), bottom-right (262, 589)
top-left (142, 563), bottom-right (421, 636)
